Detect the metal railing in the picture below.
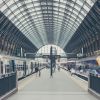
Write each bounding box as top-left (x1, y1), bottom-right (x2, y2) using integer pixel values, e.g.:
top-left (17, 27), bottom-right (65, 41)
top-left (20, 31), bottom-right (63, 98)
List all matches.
top-left (89, 74), bottom-right (100, 94)
top-left (0, 72), bottom-right (17, 97)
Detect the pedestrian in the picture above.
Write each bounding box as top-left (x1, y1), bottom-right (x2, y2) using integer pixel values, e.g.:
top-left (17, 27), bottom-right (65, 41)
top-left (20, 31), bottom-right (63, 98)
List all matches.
top-left (35, 67), bottom-right (38, 77)
top-left (70, 68), bottom-right (75, 76)
top-left (39, 69), bottom-right (41, 77)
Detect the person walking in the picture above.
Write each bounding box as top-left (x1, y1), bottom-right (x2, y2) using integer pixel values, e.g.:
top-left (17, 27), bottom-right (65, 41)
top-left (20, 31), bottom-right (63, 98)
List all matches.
top-left (70, 68), bottom-right (75, 76)
top-left (35, 67), bottom-right (38, 77)
top-left (39, 69), bottom-right (41, 77)
top-left (58, 65), bottom-right (60, 71)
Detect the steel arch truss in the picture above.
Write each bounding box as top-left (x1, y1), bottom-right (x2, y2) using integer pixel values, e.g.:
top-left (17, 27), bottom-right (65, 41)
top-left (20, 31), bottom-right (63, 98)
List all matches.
top-left (64, 0), bottom-right (100, 57)
top-left (0, 0), bottom-right (96, 49)
top-left (0, 11), bottom-right (38, 56)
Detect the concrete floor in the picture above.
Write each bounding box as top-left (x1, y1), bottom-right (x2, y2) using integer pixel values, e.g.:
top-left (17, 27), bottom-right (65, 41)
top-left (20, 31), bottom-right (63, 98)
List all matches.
top-left (7, 69), bottom-right (98, 100)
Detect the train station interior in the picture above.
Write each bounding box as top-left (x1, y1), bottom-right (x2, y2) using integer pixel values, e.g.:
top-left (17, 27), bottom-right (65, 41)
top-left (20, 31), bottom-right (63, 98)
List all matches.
top-left (0, 0), bottom-right (100, 100)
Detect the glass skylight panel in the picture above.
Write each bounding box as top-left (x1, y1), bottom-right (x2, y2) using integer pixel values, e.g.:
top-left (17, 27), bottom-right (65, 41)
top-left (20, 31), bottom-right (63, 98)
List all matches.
top-left (76, 0), bottom-right (83, 6)
top-left (8, 14), bottom-right (15, 20)
top-left (59, 8), bottom-right (64, 13)
top-left (12, 17), bottom-right (17, 22)
top-left (0, 0), bottom-right (3, 4)
top-left (34, 3), bottom-right (40, 7)
top-left (86, 0), bottom-right (94, 6)
top-left (74, 4), bottom-right (81, 11)
top-left (71, 14), bottom-right (77, 19)
top-left (10, 5), bottom-right (18, 11)
top-left (68, 7), bottom-right (73, 12)
top-left (33, 0), bottom-right (38, 2)
top-left (73, 10), bottom-right (79, 15)
top-left (4, 9), bottom-right (11, 16)
top-left (81, 9), bottom-right (87, 16)
top-left (17, 24), bottom-right (22, 28)
top-left (41, 2), bottom-right (46, 5)
top-left (58, 16), bottom-right (63, 20)
top-left (43, 10), bottom-right (47, 13)
top-left (42, 6), bottom-right (47, 10)
top-left (74, 21), bottom-right (79, 27)
top-left (66, 15), bottom-right (70, 19)
top-left (0, 4), bottom-right (8, 11)
top-left (18, 7), bottom-right (24, 12)
top-left (79, 14), bottom-right (84, 20)
top-left (60, 4), bottom-right (66, 9)
top-left (29, 9), bottom-right (35, 13)
top-left (7, 0), bottom-right (15, 6)
top-left (19, 17), bottom-right (25, 21)
top-left (15, 20), bottom-right (21, 26)
top-left (70, 2), bottom-right (74, 7)
top-left (26, 3), bottom-right (33, 8)
top-left (54, 0), bottom-right (59, 2)
top-left (53, 15), bottom-right (58, 18)
top-left (83, 4), bottom-right (90, 12)
top-left (36, 11), bottom-right (41, 15)
top-left (35, 7), bottom-right (41, 11)
top-left (53, 2), bottom-right (59, 7)
top-left (70, 18), bottom-right (75, 22)
top-left (48, 10), bottom-right (52, 13)
top-left (54, 11), bottom-right (59, 15)
top-left (54, 7), bottom-right (59, 11)
top-left (13, 9), bottom-right (20, 16)
top-left (60, 0), bottom-right (64, 2)
top-left (16, 2), bottom-right (21, 7)
top-left (25, 0), bottom-right (32, 4)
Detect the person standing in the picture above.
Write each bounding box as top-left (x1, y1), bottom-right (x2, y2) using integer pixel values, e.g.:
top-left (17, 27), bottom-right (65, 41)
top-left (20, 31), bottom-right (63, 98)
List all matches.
top-left (58, 64), bottom-right (60, 71)
top-left (35, 67), bottom-right (38, 77)
top-left (39, 68), bottom-right (41, 77)
top-left (70, 68), bottom-right (75, 76)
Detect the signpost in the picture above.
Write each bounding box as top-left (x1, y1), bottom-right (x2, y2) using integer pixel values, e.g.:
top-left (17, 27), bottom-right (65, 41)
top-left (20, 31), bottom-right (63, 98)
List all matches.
top-left (50, 46), bottom-right (53, 77)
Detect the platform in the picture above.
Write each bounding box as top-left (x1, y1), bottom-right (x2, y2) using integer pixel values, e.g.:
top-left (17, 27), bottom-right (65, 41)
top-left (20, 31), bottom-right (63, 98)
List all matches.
top-left (7, 69), bottom-right (98, 100)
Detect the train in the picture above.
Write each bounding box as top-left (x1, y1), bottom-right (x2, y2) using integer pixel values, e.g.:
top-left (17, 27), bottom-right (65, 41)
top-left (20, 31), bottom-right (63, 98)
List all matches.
top-left (0, 55), bottom-right (47, 79)
top-left (76, 56), bottom-right (100, 68)
top-left (57, 56), bottom-right (100, 71)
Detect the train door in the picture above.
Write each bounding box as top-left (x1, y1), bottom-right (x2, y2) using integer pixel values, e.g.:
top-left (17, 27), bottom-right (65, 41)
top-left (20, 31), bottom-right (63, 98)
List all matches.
top-left (23, 61), bottom-right (26, 76)
top-left (0, 61), bottom-right (3, 75)
top-left (9, 60), bottom-right (16, 72)
top-left (31, 62), bottom-right (33, 73)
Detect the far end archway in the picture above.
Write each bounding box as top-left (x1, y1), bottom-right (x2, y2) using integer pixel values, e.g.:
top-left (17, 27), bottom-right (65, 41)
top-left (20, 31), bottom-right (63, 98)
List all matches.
top-left (35, 44), bottom-right (67, 63)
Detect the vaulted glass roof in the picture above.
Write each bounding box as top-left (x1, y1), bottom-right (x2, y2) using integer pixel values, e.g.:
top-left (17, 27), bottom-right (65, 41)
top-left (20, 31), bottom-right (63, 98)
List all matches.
top-left (0, 0), bottom-right (96, 49)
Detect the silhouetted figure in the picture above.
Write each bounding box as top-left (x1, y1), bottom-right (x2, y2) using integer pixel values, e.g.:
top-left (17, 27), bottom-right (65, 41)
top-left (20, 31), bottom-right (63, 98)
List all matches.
top-left (39, 69), bottom-right (41, 77)
top-left (35, 67), bottom-right (39, 77)
top-left (58, 66), bottom-right (60, 71)
top-left (70, 68), bottom-right (75, 76)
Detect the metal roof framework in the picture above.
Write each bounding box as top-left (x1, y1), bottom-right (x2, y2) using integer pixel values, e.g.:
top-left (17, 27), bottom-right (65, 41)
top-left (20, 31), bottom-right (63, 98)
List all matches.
top-left (64, 0), bottom-right (100, 56)
top-left (0, 0), bottom-right (96, 50)
top-left (0, 11), bottom-right (38, 56)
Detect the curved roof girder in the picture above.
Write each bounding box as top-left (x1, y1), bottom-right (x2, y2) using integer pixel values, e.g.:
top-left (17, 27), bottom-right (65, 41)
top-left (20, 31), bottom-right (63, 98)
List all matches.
top-left (0, 0), bottom-right (97, 49)
top-left (0, 11), bottom-right (38, 55)
top-left (64, 0), bottom-right (100, 53)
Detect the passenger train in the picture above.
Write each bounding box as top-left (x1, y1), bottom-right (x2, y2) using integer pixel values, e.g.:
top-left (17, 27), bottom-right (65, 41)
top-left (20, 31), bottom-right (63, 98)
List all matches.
top-left (0, 55), bottom-right (47, 79)
top-left (76, 56), bottom-right (100, 68)
top-left (58, 56), bottom-right (100, 71)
